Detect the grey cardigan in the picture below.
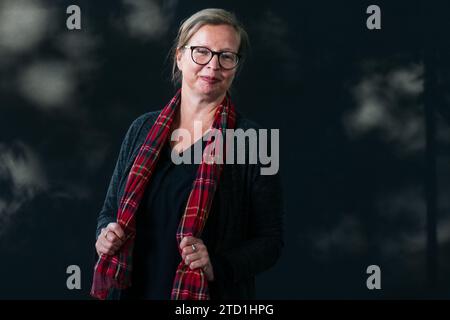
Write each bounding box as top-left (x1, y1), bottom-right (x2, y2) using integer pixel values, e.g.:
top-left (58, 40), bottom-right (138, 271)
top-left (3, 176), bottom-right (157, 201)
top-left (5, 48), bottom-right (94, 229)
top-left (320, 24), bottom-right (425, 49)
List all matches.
top-left (94, 109), bottom-right (285, 299)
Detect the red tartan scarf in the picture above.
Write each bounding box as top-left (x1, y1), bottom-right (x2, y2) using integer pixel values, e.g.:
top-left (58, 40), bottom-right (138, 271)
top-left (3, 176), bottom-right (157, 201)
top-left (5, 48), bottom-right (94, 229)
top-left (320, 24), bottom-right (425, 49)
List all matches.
top-left (90, 88), bottom-right (236, 300)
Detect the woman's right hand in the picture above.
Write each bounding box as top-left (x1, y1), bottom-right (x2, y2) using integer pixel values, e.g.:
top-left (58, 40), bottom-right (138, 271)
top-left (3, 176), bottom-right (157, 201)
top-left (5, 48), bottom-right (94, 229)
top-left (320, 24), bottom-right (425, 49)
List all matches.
top-left (95, 222), bottom-right (125, 256)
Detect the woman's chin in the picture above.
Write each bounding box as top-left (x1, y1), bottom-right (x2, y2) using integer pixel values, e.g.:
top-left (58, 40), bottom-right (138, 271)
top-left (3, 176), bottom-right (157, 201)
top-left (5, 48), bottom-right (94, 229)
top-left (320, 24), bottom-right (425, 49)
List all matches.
top-left (196, 84), bottom-right (224, 97)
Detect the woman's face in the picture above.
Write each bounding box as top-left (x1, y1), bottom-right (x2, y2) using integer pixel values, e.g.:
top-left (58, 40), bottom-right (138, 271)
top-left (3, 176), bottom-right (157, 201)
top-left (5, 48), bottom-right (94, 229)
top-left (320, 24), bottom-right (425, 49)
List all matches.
top-left (176, 24), bottom-right (240, 100)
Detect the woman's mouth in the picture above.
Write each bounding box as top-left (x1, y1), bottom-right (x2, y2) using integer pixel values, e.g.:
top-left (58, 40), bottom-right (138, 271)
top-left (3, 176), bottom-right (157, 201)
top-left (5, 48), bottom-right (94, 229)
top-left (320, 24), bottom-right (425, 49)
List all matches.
top-left (200, 76), bottom-right (220, 84)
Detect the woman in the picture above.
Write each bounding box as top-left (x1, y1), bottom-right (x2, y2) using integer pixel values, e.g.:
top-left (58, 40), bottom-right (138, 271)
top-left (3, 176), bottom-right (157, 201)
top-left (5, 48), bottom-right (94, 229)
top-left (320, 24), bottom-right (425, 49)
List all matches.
top-left (91, 8), bottom-right (284, 300)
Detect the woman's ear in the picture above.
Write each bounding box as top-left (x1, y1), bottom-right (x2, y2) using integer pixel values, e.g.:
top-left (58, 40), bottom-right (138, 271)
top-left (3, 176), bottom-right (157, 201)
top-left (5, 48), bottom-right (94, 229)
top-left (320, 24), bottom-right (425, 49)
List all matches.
top-left (176, 48), bottom-right (183, 72)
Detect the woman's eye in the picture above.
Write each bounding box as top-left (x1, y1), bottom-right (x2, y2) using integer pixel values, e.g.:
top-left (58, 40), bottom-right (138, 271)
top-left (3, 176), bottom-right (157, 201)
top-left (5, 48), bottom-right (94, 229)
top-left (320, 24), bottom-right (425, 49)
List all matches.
top-left (196, 48), bottom-right (210, 55)
top-left (222, 54), bottom-right (234, 61)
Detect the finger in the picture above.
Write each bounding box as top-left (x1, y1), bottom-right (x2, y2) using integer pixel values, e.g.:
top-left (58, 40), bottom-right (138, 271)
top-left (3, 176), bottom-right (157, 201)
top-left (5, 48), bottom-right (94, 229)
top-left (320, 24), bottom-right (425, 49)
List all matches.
top-left (181, 247), bottom-right (189, 259)
top-left (185, 253), bottom-right (201, 265)
top-left (99, 228), bottom-right (108, 240)
top-left (182, 242), bottom-right (206, 259)
top-left (99, 234), bottom-right (111, 247)
top-left (180, 236), bottom-right (203, 249)
top-left (190, 258), bottom-right (208, 270)
top-left (180, 236), bottom-right (194, 249)
top-left (100, 238), bottom-right (115, 252)
top-left (108, 242), bottom-right (121, 252)
top-left (107, 223), bottom-right (125, 240)
top-left (95, 241), bottom-right (103, 255)
top-left (181, 244), bottom-right (195, 258)
top-left (105, 231), bottom-right (123, 246)
top-left (105, 241), bottom-right (120, 255)
top-left (106, 223), bottom-right (125, 240)
top-left (100, 236), bottom-right (121, 251)
top-left (96, 233), bottom-right (120, 256)
top-left (98, 244), bottom-right (111, 255)
top-left (97, 242), bottom-right (115, 255)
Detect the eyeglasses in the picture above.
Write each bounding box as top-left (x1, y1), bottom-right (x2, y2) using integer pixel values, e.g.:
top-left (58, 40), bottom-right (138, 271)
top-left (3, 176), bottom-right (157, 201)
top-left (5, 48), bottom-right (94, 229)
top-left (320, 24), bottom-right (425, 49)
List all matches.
top-left (182, 45), bottom-right (240, 70)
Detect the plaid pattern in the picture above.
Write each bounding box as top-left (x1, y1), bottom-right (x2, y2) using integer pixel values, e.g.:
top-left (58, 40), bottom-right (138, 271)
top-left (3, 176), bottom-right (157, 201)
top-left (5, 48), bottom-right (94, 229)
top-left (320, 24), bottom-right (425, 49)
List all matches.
top-left (91, 89), bottom-right (236, 300)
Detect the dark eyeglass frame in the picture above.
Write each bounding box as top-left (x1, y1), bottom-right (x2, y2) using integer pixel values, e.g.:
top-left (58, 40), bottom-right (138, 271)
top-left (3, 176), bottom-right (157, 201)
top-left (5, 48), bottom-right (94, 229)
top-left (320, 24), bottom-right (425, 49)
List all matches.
top-left (182, 45), bottom-right (241, 70)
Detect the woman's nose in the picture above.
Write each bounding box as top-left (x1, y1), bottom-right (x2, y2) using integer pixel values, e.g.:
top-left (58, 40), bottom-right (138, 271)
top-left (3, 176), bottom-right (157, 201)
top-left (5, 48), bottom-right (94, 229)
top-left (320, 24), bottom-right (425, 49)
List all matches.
top-left (207, 54), bottom-right (220, 69)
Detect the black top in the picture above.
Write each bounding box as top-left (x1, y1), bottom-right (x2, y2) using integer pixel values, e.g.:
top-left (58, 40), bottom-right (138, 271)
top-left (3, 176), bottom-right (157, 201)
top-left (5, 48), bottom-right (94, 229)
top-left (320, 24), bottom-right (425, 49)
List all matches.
top-left (121, 135), bottom-right (214, 299)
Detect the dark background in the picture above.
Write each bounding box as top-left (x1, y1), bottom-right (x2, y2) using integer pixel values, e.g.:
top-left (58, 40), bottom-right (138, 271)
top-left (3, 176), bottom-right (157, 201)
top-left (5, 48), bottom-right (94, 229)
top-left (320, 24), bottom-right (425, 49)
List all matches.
top-left (0, 0), bottom-right (449, 299)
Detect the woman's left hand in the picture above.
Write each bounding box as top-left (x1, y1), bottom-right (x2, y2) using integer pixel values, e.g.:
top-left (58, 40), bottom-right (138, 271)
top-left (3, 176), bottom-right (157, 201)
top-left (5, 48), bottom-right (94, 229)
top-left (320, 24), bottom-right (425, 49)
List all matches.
top-left (180, 236), bottom-right (215, 282)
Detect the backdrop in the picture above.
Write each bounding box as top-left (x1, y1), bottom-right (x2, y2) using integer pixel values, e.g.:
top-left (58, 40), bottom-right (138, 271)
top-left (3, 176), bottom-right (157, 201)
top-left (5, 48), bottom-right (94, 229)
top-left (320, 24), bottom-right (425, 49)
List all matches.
top-left (1, 0), bottom-right (449, 299)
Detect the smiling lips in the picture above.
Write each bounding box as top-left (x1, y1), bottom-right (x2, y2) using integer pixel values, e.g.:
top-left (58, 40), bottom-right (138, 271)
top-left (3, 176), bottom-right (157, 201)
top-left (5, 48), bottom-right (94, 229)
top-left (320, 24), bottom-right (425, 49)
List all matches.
top-left (200, 76), bottom-right (220, 84)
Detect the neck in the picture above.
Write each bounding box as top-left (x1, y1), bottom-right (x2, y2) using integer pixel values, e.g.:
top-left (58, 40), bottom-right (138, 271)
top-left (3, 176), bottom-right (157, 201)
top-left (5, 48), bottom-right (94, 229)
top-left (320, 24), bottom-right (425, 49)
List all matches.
top-left (177, 87), bottom-right (226, 133)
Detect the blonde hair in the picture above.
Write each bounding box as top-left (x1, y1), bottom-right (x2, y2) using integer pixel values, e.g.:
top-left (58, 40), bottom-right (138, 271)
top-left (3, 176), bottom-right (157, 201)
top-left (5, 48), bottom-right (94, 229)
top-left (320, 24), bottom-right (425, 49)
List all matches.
top-left (169, 8), bottom-right (249, 86)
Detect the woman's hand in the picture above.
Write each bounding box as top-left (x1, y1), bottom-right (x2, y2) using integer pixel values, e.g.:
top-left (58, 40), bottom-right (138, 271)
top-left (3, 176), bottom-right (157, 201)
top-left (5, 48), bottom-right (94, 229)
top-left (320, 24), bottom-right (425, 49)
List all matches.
top-left (180, 236), bottom-right (215, 282)
top-left (95, 222), bottom-right (125, 256)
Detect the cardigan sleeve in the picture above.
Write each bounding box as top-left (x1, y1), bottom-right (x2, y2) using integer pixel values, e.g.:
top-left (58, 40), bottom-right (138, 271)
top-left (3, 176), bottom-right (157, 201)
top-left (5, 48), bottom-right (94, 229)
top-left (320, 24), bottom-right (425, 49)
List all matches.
top-left (219, 167), bottom-right (285, 284)
top-left (95, 111), bottom-right (161, 240)
top-left (211, 122), bottom-right (285, 287)
top-left (94, 116), bottom-right (144, 240)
